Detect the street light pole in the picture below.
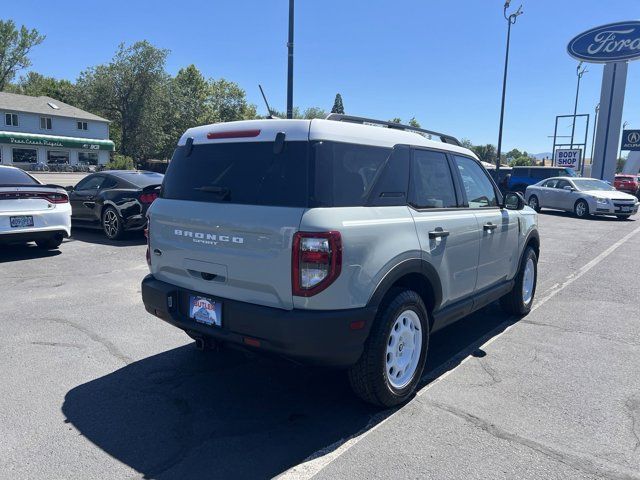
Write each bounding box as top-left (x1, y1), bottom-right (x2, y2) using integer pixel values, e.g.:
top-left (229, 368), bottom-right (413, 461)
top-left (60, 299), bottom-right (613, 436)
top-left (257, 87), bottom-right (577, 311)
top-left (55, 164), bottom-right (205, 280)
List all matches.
top-left (496, 1), bottom-right (523, 174)
top-left (589, 103), bottom-right (599, 173)
top-left (570, 62), bottom-right (588, 149)
top-left (286, 0), bottom-right (295, 119)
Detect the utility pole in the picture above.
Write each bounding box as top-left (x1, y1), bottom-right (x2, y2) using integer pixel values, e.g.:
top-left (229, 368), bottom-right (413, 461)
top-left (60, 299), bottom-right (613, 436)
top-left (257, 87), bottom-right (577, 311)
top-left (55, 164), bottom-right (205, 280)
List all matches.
top-left (496, 1), bottom-right (523, 174)
top-left (286, 0), bottom-right (295, 119)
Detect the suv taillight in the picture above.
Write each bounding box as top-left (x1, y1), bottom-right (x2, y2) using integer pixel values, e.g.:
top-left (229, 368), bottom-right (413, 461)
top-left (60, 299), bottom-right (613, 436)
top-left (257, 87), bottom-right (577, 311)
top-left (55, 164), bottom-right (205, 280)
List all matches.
top-left (292, 231), bottom-right (342, 297)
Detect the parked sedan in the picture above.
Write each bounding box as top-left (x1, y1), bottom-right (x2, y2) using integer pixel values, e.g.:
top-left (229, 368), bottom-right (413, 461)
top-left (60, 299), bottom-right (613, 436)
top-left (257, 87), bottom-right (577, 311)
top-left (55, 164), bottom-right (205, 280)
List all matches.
top-left (614, 174), bottom-right (639, 197)
top-left (68, 170), bottom-right (163, 239)
top-left (0, 165), bottom-right (71, 249)
top-left (525, 177), bottom-right (639, 220)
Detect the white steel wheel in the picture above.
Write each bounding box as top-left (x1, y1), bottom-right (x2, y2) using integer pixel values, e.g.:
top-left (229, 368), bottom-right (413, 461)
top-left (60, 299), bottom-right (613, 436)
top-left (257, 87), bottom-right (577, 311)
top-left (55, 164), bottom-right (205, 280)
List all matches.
top-left (522, 258), bottom-right (535, 306)
top-left (385, 310), bottom-right (423, 389)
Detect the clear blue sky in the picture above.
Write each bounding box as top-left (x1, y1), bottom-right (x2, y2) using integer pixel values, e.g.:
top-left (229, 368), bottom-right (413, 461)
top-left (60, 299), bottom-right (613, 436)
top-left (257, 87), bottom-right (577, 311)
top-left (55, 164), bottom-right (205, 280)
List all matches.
top-left (3, 0), bottom-right (639, 154)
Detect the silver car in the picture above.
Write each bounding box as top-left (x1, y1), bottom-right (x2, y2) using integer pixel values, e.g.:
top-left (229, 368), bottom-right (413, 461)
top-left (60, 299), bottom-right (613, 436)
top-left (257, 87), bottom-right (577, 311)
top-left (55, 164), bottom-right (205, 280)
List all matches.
top-left (525, 177), bottom-right (639, 220)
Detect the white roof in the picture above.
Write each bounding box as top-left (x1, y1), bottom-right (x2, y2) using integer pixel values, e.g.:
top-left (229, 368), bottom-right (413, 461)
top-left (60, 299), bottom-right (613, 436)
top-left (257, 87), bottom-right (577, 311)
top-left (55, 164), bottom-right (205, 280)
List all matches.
top-left (179, 119), bottom-right (477, 158)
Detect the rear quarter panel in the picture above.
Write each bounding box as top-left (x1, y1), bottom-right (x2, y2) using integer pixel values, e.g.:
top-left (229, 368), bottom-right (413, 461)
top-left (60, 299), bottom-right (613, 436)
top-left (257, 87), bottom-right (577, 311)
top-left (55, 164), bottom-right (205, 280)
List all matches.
top-left (294, 206), bottom-right (420, 310)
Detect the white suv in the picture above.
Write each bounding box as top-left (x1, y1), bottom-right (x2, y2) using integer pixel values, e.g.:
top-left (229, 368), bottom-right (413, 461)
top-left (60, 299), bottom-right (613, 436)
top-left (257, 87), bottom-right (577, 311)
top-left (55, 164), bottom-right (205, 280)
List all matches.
top-left (142, 115), bottom-right (539, 406)
top-left (0, 165), bottom-right (71, 250)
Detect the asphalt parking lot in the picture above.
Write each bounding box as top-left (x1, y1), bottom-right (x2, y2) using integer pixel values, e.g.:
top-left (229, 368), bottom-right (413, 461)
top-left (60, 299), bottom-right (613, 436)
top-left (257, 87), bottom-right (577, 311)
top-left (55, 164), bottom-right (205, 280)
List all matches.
top-left (33, 172), bottom-right (89, 187)
top-left (1, 212), bottom-right (640, 480)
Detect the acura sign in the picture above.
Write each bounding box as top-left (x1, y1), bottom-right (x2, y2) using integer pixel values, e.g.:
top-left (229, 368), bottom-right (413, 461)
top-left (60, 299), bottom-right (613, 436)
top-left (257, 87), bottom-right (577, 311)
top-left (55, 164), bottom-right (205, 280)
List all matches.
top-left (621, 129), bottom-right (640, 151)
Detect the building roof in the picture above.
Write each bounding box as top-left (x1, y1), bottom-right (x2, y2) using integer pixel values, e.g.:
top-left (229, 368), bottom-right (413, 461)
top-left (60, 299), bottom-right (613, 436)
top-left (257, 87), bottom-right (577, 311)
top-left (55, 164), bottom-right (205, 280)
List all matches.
top-left (0, 92), bottom-right (110, 123)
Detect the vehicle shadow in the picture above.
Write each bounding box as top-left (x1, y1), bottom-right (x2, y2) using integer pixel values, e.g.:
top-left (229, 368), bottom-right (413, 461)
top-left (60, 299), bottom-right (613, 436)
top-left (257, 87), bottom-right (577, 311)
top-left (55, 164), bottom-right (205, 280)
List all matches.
top-left (62, 304), bottom-right (515, 479)
top-left (539, 209), bottom-right (636, 222)
top-left (69, 228), bottom-right (146, 246)
top-left (0, 242), bottom-right (62, 263)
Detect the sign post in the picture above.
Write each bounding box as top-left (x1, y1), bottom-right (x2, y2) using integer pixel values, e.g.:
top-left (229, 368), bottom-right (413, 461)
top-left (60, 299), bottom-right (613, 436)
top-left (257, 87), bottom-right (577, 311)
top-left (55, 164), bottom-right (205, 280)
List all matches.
top-left (567, 21), bottom-right (640, 181)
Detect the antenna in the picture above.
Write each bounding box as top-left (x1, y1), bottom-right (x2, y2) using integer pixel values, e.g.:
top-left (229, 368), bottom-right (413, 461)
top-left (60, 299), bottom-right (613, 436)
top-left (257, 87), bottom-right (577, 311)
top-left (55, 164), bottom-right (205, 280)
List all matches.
top-left (259, 84), bottom-right (277, 119)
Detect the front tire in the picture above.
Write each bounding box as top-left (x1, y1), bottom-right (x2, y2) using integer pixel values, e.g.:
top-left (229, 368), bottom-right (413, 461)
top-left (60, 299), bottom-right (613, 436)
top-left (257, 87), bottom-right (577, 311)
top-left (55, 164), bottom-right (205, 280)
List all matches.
top-left (102, 206), bottom-right (124, 240)
top-left (528, 195), bottom-right (541, 212)
top-left (574, 199), bottom-right (590, 218)
top-left (35, 233), bottom-right (64, 250)
top-left (348, 289), bottom-right (429, 407)
top-left (500, 246), bottom-right (538, 316)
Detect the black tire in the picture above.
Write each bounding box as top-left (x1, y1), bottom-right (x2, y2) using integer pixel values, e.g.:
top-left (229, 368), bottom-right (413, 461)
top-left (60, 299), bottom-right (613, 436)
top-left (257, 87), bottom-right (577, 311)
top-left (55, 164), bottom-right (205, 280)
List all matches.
top-left (527, 195), bottom-right (541, 212)
top-left (574, 199), bottom-right (590, 219)
top-left (35, 233), bottom-right (64, 250)
top-left (102, 206), bottom-right (125, 240)
top-left (348, 288), bottom-right (429, 407)
top-left (500, 246), bottom-right (538, 316)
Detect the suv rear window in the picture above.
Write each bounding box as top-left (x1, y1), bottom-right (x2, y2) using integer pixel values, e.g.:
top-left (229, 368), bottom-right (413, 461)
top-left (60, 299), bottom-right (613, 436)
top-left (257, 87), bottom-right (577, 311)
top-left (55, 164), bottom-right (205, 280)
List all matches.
top-left (163, 141), bottom-right (309, 207)
top-left (162, 140), bottom-right (392, 208)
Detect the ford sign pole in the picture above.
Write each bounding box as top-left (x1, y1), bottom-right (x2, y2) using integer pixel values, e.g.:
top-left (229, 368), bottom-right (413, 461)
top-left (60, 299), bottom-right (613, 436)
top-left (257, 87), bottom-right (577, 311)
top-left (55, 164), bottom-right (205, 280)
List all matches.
top-left (568, 21), bottom-right (640, 181)
top-left (496, 1), bottom-right (523, 174)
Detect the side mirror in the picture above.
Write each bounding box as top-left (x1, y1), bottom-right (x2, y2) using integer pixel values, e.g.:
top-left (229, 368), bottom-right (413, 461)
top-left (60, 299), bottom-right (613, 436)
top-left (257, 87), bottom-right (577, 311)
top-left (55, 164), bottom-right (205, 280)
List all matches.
top-left (65, 186), bottom-right (74, 192)
top-left (563, 186), bottom-right (575, 192)
top-left (504, 191), bottom-right (525, 210)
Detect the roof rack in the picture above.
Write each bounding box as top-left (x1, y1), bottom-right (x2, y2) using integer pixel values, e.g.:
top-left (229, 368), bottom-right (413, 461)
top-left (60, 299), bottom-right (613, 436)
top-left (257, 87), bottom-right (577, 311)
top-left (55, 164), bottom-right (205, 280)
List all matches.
top-left (325, 114), bottom-right (461, 147)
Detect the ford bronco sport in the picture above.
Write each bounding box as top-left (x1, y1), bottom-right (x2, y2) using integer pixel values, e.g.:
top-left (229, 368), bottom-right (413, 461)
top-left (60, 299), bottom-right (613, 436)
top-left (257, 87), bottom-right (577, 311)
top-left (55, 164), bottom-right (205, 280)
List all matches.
top-left (141, 115), bottom-right (539, 407)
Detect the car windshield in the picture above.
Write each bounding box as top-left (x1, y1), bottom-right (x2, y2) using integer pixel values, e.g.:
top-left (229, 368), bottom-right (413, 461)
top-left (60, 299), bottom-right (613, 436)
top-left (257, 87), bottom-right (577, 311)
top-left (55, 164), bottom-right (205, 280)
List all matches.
top-left (572, 179), bottom-right (615, 191)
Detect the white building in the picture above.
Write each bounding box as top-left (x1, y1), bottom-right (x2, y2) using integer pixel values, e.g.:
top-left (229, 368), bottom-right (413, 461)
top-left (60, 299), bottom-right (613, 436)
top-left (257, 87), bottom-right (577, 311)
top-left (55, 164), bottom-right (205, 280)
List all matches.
top-left (0, 92), bottom-right (114, 168)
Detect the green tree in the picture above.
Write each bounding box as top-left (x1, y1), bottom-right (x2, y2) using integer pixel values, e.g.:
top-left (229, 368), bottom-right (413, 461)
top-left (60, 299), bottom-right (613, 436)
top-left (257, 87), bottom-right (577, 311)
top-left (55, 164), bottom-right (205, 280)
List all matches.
top-left (505, 148), bottom-right (522, 161)
top-left (510, 155), bottom-right (534, 166)
top-left (459, 138), bottom-right (474, 149)
top-left (12, 72), bottom-right (77, 104)
top-left (0, 20), bottom-right (45, 91)
top-left (302, 107), bottom-right (328, 119)
top-left (206, 78), bottom-right (256, 124)
top-left (472, 144), bottom-right (497, 164)
top-left (408, 117), bottom-right (421, 128)
top-left (330, 93), bottom-right (344, 114)
top-left (105, 154), bottom-right (135, 170)
top-left (616, 157), bottom-right (626, 173)
top-left (388, 117), bottom-right (402, 124)
top-left (76, 41), bottom-right (170, 161)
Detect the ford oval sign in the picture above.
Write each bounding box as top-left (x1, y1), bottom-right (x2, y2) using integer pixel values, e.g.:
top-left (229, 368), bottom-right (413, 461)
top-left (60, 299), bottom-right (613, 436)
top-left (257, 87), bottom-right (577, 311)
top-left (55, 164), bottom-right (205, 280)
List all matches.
top-left (568, 21), bottom-right (640, 63)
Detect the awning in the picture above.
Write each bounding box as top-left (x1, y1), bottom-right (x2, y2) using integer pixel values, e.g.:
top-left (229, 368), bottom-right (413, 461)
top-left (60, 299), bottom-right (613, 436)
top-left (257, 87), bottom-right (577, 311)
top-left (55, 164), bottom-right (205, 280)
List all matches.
top-left (0, 131), bottom-right (115, 151)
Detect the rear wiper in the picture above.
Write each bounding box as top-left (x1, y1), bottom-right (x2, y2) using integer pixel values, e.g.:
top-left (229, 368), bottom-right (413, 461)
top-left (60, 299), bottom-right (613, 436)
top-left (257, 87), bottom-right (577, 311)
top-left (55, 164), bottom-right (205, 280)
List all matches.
top-left (194, 185), bottom-right (230, 199)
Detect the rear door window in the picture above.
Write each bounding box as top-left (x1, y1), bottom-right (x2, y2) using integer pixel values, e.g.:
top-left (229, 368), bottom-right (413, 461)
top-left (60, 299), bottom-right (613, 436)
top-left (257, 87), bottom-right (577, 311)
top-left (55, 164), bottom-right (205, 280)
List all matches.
top-left (408, 149), bottom-right (457, 208)
top-left (163, 141), bottom-right (309, 207)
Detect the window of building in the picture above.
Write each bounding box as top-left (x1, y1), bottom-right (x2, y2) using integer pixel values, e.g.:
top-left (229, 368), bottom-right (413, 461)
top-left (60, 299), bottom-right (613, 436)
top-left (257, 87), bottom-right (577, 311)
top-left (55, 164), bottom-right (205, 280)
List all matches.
top-left (77, 121), bottom-right (88, 131)
top-left (47, 150), bottom-right (70, 164)
top-left (409, 149), bottom-right (457, 209)
top-left (40, 117), bottom-right (53, 130)
top-left (5, 113), bottom-right (18, 126)
top-left (12, 148), bottom-right (38, 164)
top-left (78, 151), bottom-right (99, 165)
top-left (454, 155), bottom-right (498, 208)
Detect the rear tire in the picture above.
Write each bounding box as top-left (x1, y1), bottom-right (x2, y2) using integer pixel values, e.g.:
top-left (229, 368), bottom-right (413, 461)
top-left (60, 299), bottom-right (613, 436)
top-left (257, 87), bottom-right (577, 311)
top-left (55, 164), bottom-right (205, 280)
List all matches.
top-left (500, 246), bottom-right (537, 316)
top-left (35, 233), bottom-right (64, 250)
top-left (348, 288), bottom-right (429, 407)
top-left (528, 195), bottom-right (541, 212)
top-left (574, 199), bottom-right (590, 219)
top-left (102, 206), bottom-right (125, 240)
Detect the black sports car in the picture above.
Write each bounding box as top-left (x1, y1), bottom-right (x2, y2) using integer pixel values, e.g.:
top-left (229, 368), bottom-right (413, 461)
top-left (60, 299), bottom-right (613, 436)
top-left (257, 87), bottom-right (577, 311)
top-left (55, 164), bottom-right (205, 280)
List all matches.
top-left (67, 170), bottom-right (163, 240)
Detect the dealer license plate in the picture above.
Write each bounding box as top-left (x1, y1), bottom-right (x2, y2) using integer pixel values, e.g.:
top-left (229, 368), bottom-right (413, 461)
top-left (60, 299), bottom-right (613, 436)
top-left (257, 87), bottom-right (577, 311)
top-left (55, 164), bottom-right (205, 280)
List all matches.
top-left (188, 295), bottom-right (222, 327)
top-left (620, 206), bottom-right (631, 212)
top-left (10, 216), bottom-right (34, 228)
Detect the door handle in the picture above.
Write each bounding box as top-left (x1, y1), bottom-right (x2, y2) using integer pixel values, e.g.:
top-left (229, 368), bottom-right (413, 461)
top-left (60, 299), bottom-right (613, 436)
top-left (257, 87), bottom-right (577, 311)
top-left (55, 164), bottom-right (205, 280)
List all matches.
top-left (483, 222), bottom-right (498, 231)
top-left (428, 228), bottom-right (450, 239)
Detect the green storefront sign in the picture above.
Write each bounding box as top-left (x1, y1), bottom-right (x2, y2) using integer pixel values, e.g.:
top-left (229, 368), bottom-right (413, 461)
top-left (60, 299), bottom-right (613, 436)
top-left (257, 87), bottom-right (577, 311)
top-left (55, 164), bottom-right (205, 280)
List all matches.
top-left (0, 132), bottom-right (115, 151)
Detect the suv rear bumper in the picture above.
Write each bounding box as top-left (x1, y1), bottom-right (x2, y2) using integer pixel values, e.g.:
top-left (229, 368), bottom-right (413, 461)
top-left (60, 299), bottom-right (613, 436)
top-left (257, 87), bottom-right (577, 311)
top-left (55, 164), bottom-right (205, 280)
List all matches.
top-left (141, 275), bottom-right (376, 367)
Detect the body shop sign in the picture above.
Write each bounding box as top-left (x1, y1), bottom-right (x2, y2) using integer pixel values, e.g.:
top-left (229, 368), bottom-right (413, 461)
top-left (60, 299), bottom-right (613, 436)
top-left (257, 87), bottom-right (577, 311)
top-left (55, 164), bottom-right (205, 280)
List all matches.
top-left (554, 149), bottom-right (581, 170)
top-left (568, 21), bottom-right (640, 63)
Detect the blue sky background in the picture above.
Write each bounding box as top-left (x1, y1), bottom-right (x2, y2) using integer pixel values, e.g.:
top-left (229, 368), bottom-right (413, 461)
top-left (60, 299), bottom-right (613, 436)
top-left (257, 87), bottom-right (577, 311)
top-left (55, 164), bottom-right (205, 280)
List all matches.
top-left (3, 0), bottom-right (639, 154)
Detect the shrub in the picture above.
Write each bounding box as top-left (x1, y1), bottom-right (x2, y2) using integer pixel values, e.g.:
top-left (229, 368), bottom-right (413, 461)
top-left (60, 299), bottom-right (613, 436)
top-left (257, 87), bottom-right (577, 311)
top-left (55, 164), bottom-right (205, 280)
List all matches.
top-left (105, 154), bottom-right (135, 170)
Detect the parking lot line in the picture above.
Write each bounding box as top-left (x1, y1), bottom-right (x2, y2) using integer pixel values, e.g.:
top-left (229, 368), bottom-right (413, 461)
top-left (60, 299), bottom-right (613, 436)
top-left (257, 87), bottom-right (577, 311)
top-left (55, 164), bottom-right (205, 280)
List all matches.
top-left (279, 223), bottom-right (640, 480)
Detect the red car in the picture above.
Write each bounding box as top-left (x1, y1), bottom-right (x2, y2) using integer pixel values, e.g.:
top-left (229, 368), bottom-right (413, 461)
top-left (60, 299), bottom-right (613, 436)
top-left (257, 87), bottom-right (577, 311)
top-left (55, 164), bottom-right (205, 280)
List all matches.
top-left (614, 175), bottom-right (639, 196)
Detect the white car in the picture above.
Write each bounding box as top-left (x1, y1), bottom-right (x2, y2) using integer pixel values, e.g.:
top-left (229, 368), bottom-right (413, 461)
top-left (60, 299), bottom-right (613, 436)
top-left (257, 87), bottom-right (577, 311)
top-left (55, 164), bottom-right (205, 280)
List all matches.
top-left (0, 165), bottom-right (71, 249)
top-left (525, 176), bottom-right (639, 220)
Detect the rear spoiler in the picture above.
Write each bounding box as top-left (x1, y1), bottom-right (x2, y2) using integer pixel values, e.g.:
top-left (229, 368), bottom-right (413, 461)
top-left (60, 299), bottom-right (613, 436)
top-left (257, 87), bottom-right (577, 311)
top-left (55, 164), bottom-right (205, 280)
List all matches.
top-left (142, 184), bottom-right (162, 193)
